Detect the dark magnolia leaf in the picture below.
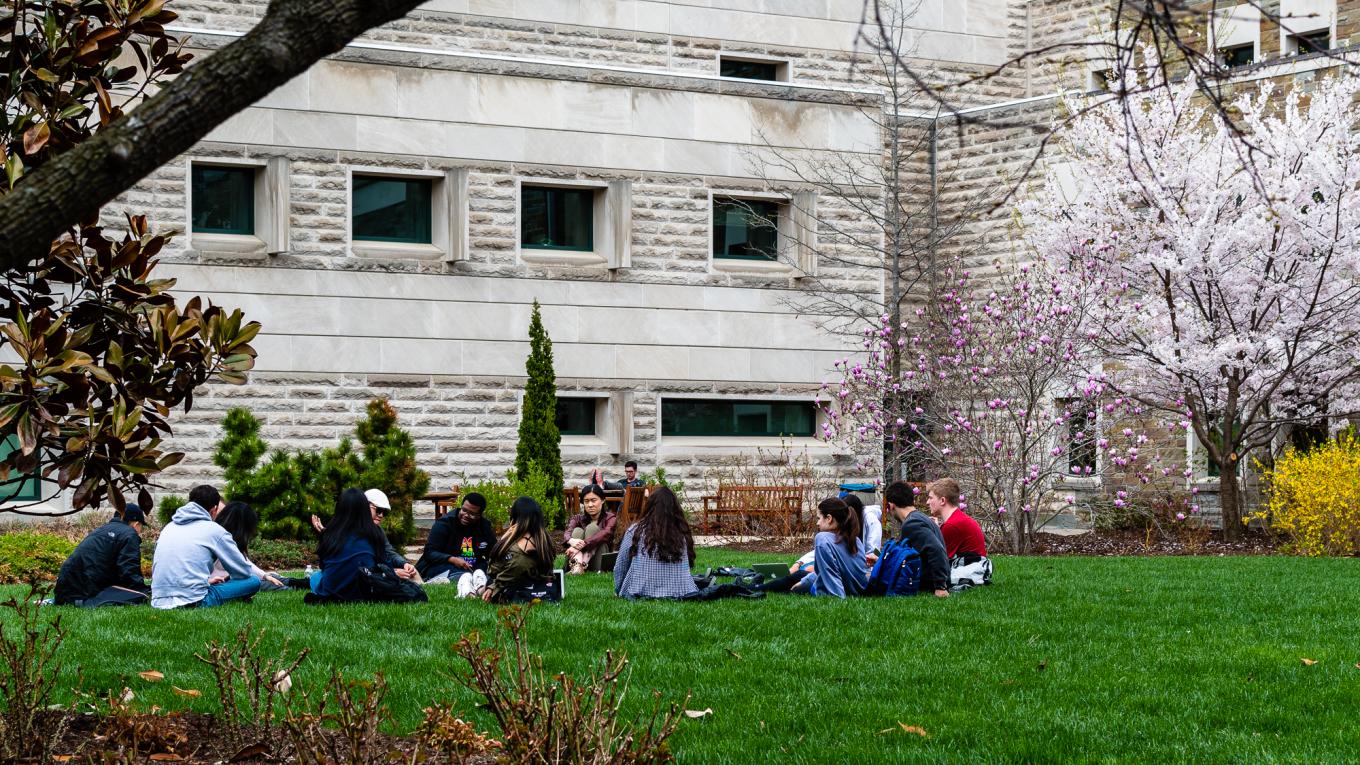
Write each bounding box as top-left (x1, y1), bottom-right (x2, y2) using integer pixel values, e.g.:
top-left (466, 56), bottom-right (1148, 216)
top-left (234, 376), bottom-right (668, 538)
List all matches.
top-left (138, 487), bottom-right (152, 510)
top-left (16, 412), bottom-right (38, 454)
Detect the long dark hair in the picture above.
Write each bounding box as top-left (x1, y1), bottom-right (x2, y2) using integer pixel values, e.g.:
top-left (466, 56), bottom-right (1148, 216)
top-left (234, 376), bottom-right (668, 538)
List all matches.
top-left (317, 488), bottom-right (386, 562)
top-left (490, 497), bottom-right (555, 569)
top-left (843, 494), bottom-right (865, 536)
top-left (819, 497), bottom-right (860, 556)
top-left (216, 501), bottom-right (259, 556)
top-left (635, 486), bottom-right (692, 564)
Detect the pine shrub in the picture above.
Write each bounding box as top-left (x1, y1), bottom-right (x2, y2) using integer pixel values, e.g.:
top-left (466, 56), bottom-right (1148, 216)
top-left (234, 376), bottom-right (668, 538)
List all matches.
top-left (353, 399), bottom-right (429, 547)
top-left (514, 301), bottom-right (564, 527)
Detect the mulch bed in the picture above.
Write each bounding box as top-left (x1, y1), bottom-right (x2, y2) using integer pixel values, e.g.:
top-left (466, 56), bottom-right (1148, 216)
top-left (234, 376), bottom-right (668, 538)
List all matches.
top-left (39, 709), bottom-right (497, 764)
top-left (718, 529), bottom-right (1283, 556)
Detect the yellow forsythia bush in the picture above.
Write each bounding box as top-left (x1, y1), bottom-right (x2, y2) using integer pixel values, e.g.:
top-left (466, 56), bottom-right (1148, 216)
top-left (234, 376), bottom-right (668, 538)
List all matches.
top-left (1256, 431), bottom-right (1360, 556)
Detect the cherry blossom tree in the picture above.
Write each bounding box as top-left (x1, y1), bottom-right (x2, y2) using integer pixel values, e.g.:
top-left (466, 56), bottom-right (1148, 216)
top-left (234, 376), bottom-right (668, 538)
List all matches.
top-left (821, 262), bottom-right (1169, 553)
top-left (1023, 70), bottom-right (1360, 538)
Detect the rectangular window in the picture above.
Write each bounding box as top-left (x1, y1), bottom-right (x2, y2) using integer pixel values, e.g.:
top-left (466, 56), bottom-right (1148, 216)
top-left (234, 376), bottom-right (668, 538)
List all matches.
top-left (521, 186), bottom-right (594, 251)
top-left (662, 399), bottom-right (815, 438)
top-left (713, 198), bottom-right (779, 260)
top-left (1064, 402), bottom-right (1098, 476)
top-left (1220, 43), bottom-right (1253, 68)
top-left (719, 58), bottom-right (781, 81)
top-left (352, 175), bottom-right (433, 244)
top-left (191, 165), bottom-right (255, 235)
top-left (0, 435), bottom-right (42, 503)
top-left (556, 397), bottom-right (597, 437)
top-left (1290, 30), bottom-right (1331, 55)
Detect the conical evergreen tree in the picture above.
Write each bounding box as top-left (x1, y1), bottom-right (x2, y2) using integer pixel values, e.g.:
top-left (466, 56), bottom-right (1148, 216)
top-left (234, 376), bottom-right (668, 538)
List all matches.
top-left (515, 300), bottom-right (564, 526)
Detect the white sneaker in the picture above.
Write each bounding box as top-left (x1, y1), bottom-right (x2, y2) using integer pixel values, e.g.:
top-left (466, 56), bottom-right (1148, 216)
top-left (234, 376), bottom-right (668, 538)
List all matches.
top-left (471, 569), bottom-right (488, 591)
top-left (456, 572), bottom-right (475, 599)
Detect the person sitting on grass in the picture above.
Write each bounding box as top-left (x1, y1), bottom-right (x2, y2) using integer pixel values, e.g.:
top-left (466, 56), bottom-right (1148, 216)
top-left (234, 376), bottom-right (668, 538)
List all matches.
top-left (878, 480), bottom-right (950, 598)
top-left (564, 484), bottom-right (617, 574)
top-left (924, 477), bottom-right (992, 589)
top-left (614, 486), bottom-right (698, 600)
top-left (311, 488), bottom-right (420, 585)
top-left (477, 497), bottom-right (556, 603)
top-left (308, 488), bottom-right (403, 603)
top-left (151, 485), bottom-right (261, 610)
top-left (55, 503), bottom-right (151, 607)
top-left (756, 497), bottom-right (866, 598)
top-left (213, 501), bottom-right (286, 592)
top-left (417, 492), bottom-right (494, 596)
top-left (788, 494), bottom-right (881, 576)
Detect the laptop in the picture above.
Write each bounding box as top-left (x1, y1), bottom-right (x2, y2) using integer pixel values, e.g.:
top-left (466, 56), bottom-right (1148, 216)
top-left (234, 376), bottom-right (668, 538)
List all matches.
top-left (752, 562), bottom-right (789, 581)
top-left (600, 551), bottom-right (619, 572)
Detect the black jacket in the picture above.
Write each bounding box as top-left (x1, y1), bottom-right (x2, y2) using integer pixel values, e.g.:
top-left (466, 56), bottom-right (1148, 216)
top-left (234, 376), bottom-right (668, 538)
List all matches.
top-left (416, 513), bottom-right (495, 578)
top-left (54, 519), bottom-right (148, 605)
top-left (898, 510), bottom-right (950, 593)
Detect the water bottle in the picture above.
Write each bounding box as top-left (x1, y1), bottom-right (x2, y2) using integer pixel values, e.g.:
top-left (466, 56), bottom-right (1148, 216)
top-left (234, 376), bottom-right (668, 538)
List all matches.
top-left (304, 564), bottom-right (314, 576)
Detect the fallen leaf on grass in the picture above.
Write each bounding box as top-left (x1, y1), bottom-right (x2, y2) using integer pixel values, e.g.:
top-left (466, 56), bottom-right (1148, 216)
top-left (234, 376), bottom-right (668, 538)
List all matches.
top-left (229, 743), bottom-right (271, 762)
top-left (138, 670), bottom-right (164, 682)
top-left (898, 723), bottom-right (930, 738)
top-left (148, 755), bottom-right (184, 762)
top-left (1301, 658), bottom-right (1318, 666)
top-left (171, 686), bottom-right (201, 698)
top-left (119, 688), bottom-right (134, 704)
top-left (1000, 678), bottom-right (1017, 686)
top-left (725, 649), bottom-right (742, 661)
top-left (684, 708), bottom-right (713, 719)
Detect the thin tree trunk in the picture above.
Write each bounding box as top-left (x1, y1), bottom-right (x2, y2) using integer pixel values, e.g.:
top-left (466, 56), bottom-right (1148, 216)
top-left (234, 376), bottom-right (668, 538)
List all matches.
top-left (1218, 463), bottom-right (1242, 540)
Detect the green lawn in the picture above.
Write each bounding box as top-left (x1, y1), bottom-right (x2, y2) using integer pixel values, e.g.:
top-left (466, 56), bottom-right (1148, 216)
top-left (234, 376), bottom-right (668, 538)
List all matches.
top-left (9, 551), bottom-right (1360, 764)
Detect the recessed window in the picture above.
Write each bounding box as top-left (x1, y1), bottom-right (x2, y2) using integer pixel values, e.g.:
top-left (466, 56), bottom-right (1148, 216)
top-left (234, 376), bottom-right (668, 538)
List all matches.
top-left (0, 435), bottom-right (42, 503)
top-left (719, 57), bottom-right (783, 81)
top-left (556, 397), bottom-right (597, 437)
top-left (1290, 30), bottom-right (1331, 55)
top-left (1219, 43), bottom-right (1253, 68)
top-left (713, 198), bottom-right (780, 260)
top-left (662, 399), bottom-right (815, 438)
top-left (1063, 401), bottom-right (1098, 476)
top-left (353, 175), bottom-right (433, 244)
top-left (1089, 68), bottom-right (1115, 93)
top-left (191, 166), bottom-right (255, 235)
top-left (521, 186), bottom-right (594, 251)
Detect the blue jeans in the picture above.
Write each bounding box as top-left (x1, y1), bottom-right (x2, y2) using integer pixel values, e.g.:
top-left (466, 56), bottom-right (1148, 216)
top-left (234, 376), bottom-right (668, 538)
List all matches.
top-left (202, 576), bottom-right (261, 607)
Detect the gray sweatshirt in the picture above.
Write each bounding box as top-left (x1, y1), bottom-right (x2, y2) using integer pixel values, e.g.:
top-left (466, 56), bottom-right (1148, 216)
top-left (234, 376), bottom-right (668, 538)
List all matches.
top-left (151, 502), bottom-right (256, 609)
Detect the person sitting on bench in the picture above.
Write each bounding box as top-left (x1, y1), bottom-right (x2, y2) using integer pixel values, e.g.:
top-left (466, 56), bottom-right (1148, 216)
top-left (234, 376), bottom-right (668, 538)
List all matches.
top-left (614, 486), bottom-right (698, 599)
top-left (54, 503), bottom-right (151, 607)
top-left (151, 485), bottom-right (261, 609)
top-left (564, 484), bottom-right (617, 574)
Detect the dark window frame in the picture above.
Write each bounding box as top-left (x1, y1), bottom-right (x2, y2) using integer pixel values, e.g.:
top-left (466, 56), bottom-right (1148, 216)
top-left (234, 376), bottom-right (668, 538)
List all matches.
top-left (521, 185), bottom-right (596, 252)
top-left (556, 397), bottom-right (598, 437)
top-left (0, 435), bottom-right (43, 503)
top-left (1219, 43), bottom-right (1254, 68)
top-left (713, 197), bottom-right (781, 261)
top-left (1061, 400), bottom-right (1099, 476)
top-left (191, 164), bottom-right (256, 236)
top-left (1293, 29), bottom-right (1331, 55)
top-left (718, 57), bottom-right (785, 82)
top-left (351, 174), bottom-right (435, 245)
top-left (661, 398), bottom-right (817, 438)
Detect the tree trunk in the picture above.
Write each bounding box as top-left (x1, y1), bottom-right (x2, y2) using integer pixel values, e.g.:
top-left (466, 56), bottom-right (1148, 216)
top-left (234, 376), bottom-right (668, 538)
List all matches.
top-left (0, 0), bottom-right (430, 267)
top-left (1218, 463), bottom-right (1243, 540)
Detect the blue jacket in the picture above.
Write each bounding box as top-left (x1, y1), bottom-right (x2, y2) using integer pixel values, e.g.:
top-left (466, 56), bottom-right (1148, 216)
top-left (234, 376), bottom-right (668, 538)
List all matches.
top-left (316, 535), bottom-right (379, 599)
top-left (805, 531), bottom-right (867, 598)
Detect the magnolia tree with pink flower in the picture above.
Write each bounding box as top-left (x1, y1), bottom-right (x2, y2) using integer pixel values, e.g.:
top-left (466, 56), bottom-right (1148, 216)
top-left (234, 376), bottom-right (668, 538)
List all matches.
top-left (1022, 69), bottom-right (1360, 539)
top-left (821, 262), bottom-right (1171, 553)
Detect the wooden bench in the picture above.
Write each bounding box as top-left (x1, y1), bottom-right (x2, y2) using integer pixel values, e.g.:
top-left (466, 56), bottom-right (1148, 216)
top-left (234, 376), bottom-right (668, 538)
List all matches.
top-left (700, 484), bottom-right (806, 533)
top-left (424, 486), bottom-right (462, 520)
top-left (612, 485), bottom-right (648, 547)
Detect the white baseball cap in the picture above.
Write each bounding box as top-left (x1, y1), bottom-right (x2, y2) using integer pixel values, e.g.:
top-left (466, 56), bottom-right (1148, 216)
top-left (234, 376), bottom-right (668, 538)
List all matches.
top-left (364, 488), bottom-right (391, 511)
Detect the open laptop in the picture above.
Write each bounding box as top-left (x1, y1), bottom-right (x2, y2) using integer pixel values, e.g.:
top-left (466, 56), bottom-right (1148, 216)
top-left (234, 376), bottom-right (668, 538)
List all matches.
top-left (600, 551), bottom-right (619, 572)
top-left (751, 562), bottom-right (789, 581)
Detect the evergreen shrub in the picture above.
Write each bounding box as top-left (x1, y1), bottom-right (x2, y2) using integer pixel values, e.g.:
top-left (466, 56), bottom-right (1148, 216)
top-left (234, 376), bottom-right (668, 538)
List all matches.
top-left (514, 300), bottom-right (564, 527)
top-left (210, 399), bottom-right (428, 546)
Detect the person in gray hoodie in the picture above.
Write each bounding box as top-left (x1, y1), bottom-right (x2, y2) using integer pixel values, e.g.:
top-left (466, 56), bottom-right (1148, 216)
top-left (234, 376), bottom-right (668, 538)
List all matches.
top-left (151, 485), bottom-right (261, 609)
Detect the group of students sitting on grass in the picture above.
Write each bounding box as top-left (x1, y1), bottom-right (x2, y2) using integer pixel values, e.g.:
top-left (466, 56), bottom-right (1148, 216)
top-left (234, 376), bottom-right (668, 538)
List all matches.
top-left (51, 477), bottom-right (988, 608)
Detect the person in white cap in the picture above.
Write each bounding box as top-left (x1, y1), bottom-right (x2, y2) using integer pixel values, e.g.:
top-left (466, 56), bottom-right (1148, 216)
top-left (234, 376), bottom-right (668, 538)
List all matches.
top-left (311, 488), bottom-right (421, 584)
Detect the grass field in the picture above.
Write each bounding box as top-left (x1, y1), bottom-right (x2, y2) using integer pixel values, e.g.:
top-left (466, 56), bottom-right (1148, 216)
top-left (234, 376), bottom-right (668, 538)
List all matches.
top-left (7, 551), bottom-right (1360, 764)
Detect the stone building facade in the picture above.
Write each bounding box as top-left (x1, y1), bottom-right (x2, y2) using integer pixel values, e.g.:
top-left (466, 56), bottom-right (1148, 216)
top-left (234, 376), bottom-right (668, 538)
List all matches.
top-left (6, 0), bottom-right (1354, 516)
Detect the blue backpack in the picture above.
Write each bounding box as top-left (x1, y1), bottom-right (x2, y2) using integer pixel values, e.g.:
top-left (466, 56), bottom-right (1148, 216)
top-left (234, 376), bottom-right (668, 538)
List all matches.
top-left (867, 538), bottom-right (922, 597)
